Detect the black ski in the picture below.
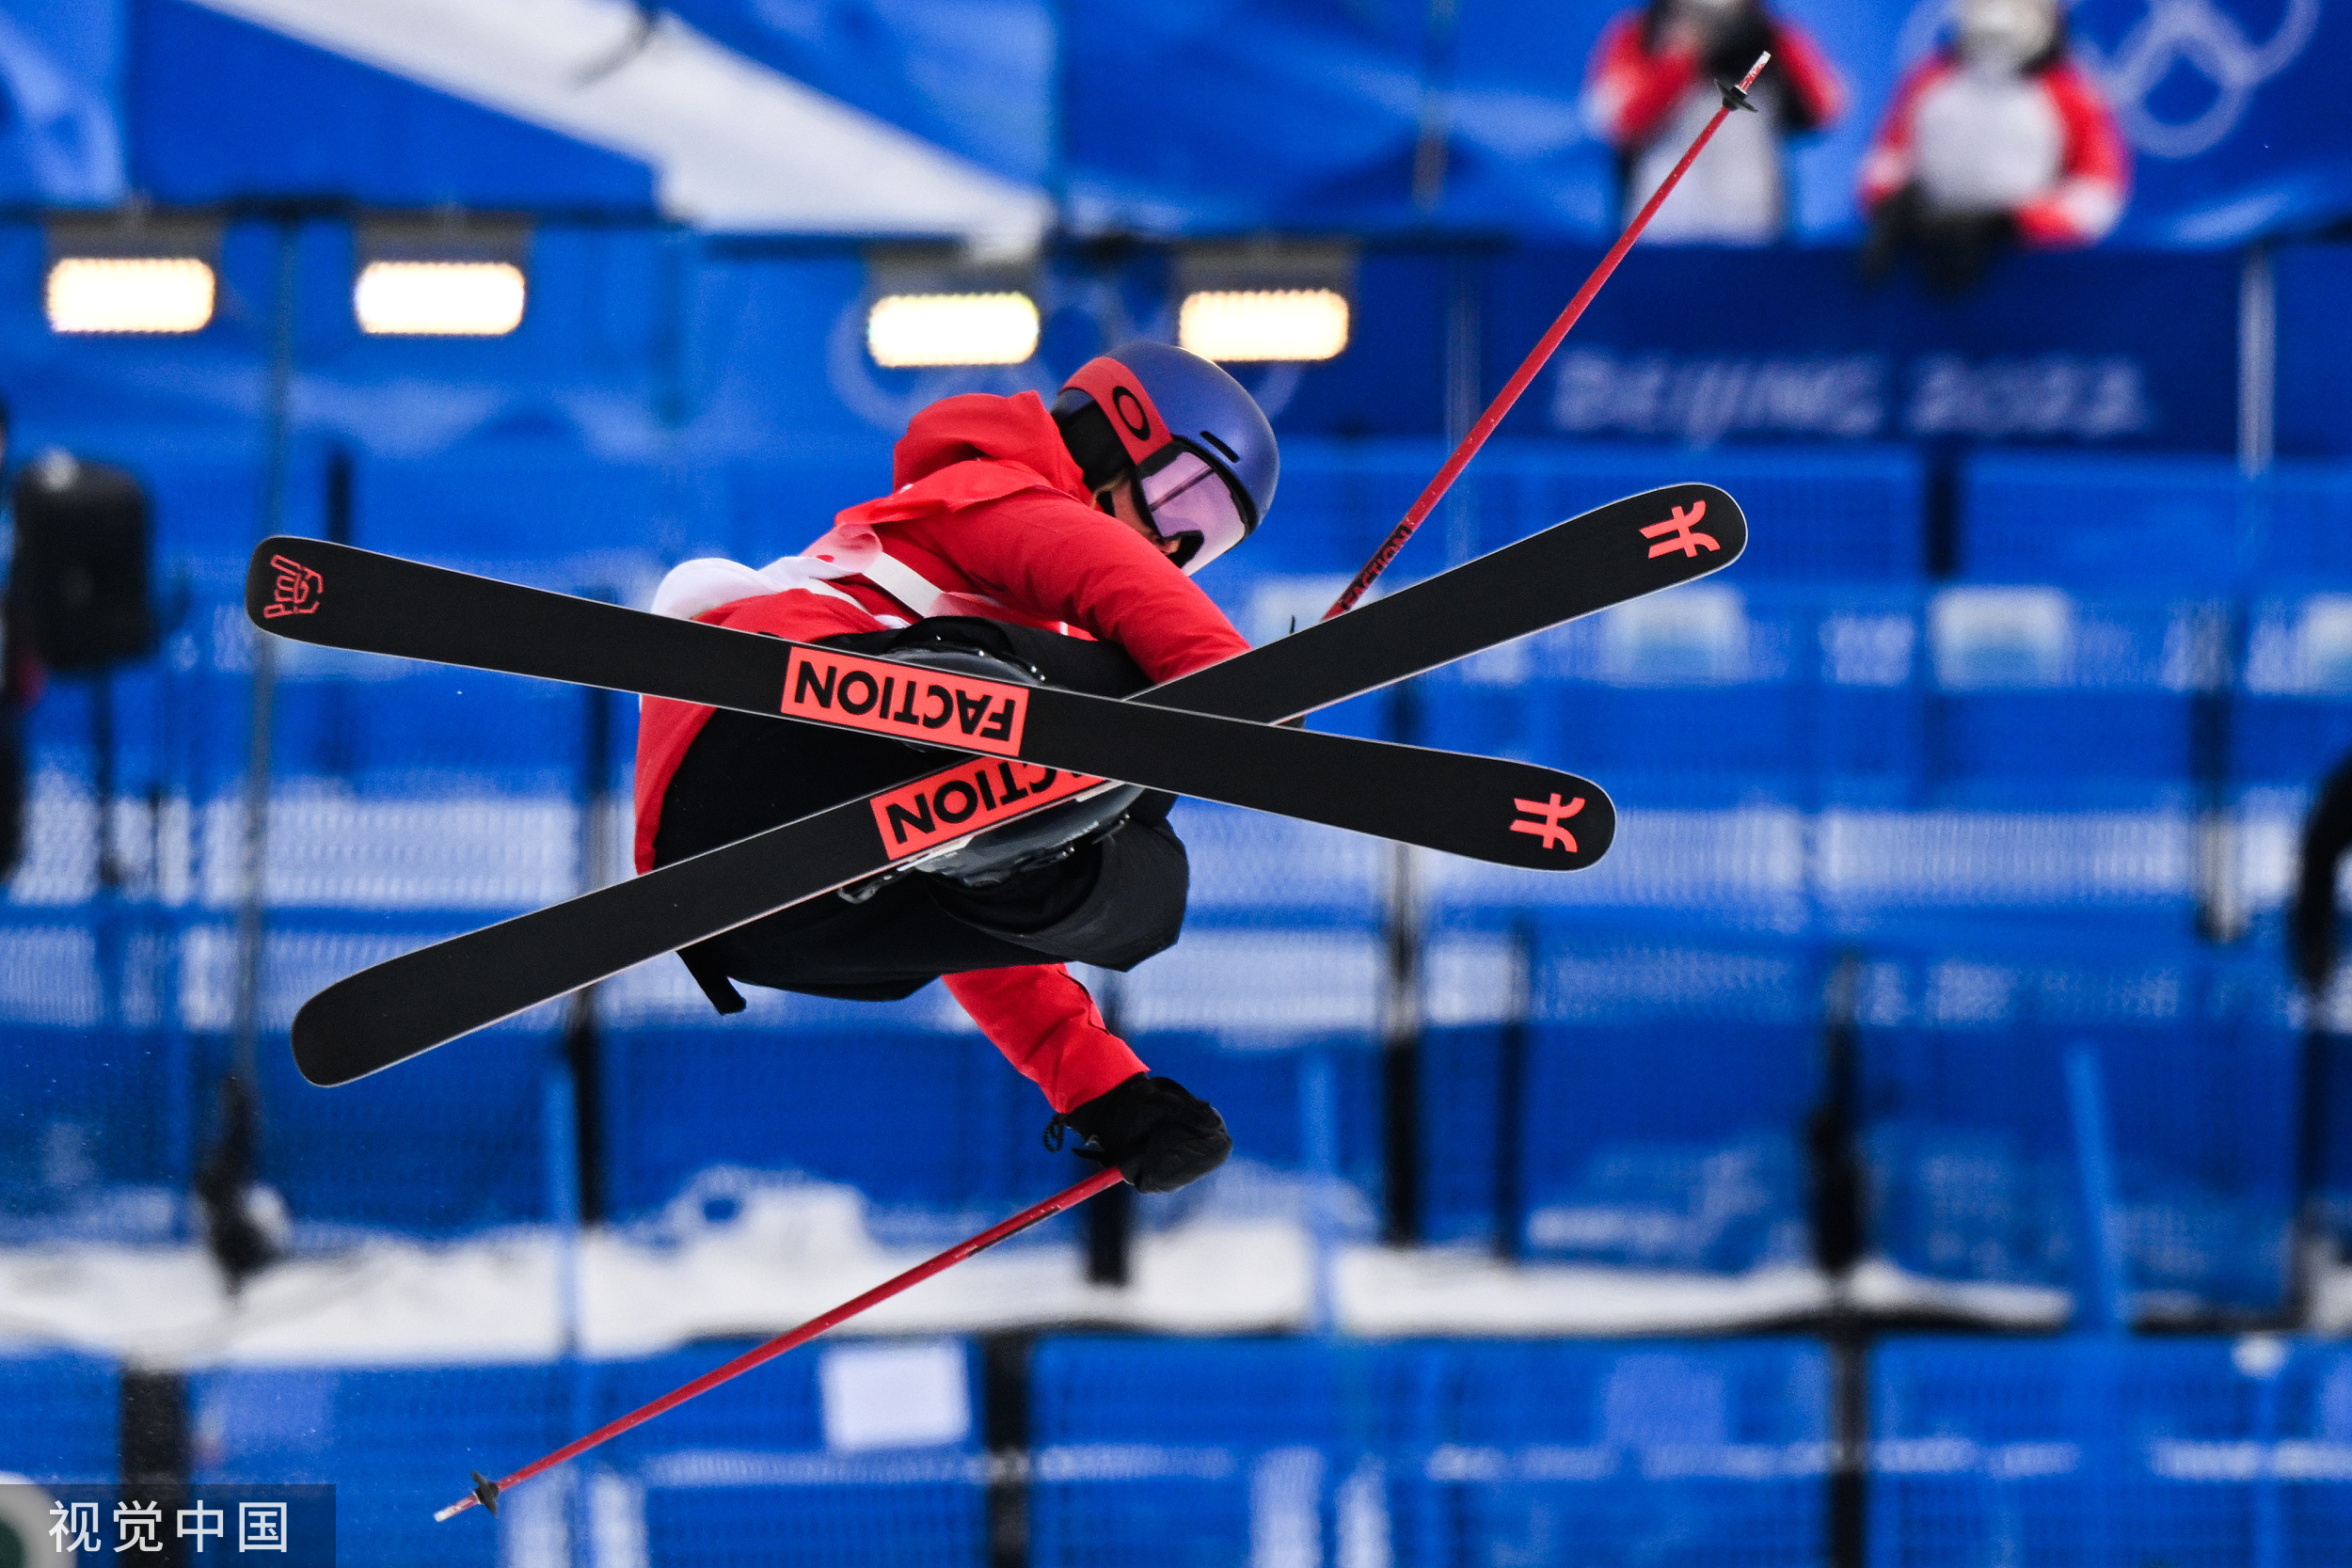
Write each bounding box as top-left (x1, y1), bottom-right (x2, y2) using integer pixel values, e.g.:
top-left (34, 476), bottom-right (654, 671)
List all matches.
top-left (278, 483), bottom-right (1744, 1085)
top-left (250, 538), bottom-right (1612, 871)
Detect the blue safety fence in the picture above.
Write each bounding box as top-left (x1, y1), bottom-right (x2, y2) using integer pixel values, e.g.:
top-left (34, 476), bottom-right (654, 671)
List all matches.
top-left (1869, 1338), bottom-right (2352, 1568)
top-left (1426, 579), bottom-right (2220, 816)
top-left (1919, 587), bottom-right (2221, 813)
top-left (2, 408), bottom-right (2349, 1258)
top-left (0, 902), bottom-right (560, 1241)
top-left (1029, 1335), bottom-right (1828, 1568)
top-left (2237, 591), bottom-right (2352, 790)
top-left (596, 1006), bottom-right (1079, 1238)
top-left (1410, 578), bottom-right (1926, 814)
top-left (1497, 919), bottom-right (1821, 1274)
top-left (0, 1020), bottom-right (185, 1244)
top-left (1255, 437), bottom-right (1926, 586)
top-left (189, 1342), bottom-right (987, 1568)
top-left (596, 910), bottom-right (1390, 1238)
top-left (1858, 929), bottom-right (2299, 1317)
top-left (0, 1350), bottom-right (119, 1482)
top-left (592, 1339), bottom-right (989, 1568)
top-left (1961, 452), bottom-right (2352, 590)
top-left (191, 1362), bottom-right (572, 1567)
top-left (244, 923), bottom-right (558, 1236)
top-left (1406, 584), bottom-right (2225, 933)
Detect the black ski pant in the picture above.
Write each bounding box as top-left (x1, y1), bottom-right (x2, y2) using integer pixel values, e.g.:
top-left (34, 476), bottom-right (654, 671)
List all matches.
top-left (655, 618), bottom-right (1188, 1007)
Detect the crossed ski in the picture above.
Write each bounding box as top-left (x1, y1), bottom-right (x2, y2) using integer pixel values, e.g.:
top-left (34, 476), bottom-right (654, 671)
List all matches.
top-left (252, 537), bottom-right (1613, 872)
top-left (253, 483), bottom-right (1745, 1085)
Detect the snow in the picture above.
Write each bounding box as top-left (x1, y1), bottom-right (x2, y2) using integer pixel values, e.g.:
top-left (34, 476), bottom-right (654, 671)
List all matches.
top-left (0, 1171), bottom-right (2080, 1367)
top-left (2305, 1249), bottom-right (2352, 1338)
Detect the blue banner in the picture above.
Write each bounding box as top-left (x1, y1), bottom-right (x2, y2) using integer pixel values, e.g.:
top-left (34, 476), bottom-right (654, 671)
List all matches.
top-left (2070, 0), bottom-right (2344, 245)
top-left (662, 0), bottom-right (1056, 187)
top-left (1480, 245), bottom-right (2240, 449)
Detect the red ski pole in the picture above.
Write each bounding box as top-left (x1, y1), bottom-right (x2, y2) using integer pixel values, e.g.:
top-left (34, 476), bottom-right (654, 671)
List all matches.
top-left (1321, 51), bottom-right (1772, 620)
top-left (434, 1164), bottom-right (1124, 1523)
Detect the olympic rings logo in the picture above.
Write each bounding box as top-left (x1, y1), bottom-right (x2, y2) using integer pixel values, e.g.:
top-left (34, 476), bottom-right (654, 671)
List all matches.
top-left (2074, 0), bottom-right (2318, 157)
top-left (1899, 0), bottom-right (2318, 159)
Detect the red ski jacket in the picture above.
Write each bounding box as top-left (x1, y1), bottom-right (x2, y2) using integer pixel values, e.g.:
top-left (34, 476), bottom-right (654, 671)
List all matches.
top-left (1859, 54), bottom-right (2127, 246)
top-left (632, 389), bottom-right (1252, 1111)
top-left (1584, 10), bottom-right (1843, 150)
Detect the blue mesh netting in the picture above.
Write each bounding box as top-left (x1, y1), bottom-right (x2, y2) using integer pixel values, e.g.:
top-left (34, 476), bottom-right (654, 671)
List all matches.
top-left (1507, 923), bottom-right (1824, 1274)
top-left (1253, 437), bottom-right (1924, 585)
top-left (355, 446), bottom-right (676, 561)
top-left (1858, 931), bottom-right (2297, 1314)
top-left (1962, 452), bottom-right (2352, 589)
top-left (1409, 579), bottom-right (1925, 813)
top-left (1438, 1339), bottom-right (1829, 1568)
top-left (1029, 1335), bottom-right (1828, 1568)
top-left (190, 1362), bottom-right (571, 1566)
top-left (1920, 589), bottom-right (2217, 812)
top-left (598, 911), bottom-right (1391, 1235)
top-left (0, 1350), bottom-right (119, 1482)
top-left (191, 1345), bottom-right (989, 1568)
top-left (2237, 591), bottom-right (2352, 789)
top-left (1870, 1338), bottom-right (2352, 1568)
top-left (1479, 442), bottom-right (1926, 584)
top-left (596, 1342), bottom-right (989, 1568)
top-left (598, 1012), bottom-right (1077, 1232)
top-left (0, 1013), bottom-right (181, 1244)
top-left (2, 412), bottom-right (2344, 1267)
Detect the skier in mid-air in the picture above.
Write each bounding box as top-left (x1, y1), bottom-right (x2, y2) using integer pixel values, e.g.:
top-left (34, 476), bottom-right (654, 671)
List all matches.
top-left (633, 342), bottom-right (1279, 1195)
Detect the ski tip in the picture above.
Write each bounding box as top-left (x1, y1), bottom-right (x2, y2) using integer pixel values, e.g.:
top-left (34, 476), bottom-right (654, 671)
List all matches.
top-left (1490, 777), bottom-right (1617, 872)
top-left (1656, 483), bottom-right (1747, 573)
top-left (290, 1026), bottom-right (347, 1088)
top-left (245, 536), bottom-right (330, 633)
top-left (291, 1003), bottom-right (379, 1088)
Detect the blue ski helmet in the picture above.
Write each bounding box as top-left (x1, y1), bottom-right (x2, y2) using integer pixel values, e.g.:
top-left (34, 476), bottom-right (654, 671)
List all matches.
top-left (1053, 341), bottom-right (1279, 575)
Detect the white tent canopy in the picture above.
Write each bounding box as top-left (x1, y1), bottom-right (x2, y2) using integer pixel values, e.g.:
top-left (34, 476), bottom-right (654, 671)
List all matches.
top-left (193, 0), bottom-right (1053, 247)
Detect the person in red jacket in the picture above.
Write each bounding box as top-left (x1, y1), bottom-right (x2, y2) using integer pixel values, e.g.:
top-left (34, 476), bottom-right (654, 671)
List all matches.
top-left (1583, 0), bottom-right (1845, 244)
top-left (1859, 0), bottom-right (2128, 293)
top-left (635, 341), bottom-right (1277, 1193)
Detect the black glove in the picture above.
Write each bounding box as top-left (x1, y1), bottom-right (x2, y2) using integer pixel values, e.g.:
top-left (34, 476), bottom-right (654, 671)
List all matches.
top-left (1047, 1072), bottom-right (1232, 1194)
top-left (1918, 208), bottom-right (2016, 295)
top-left (1701, 10), bottom-right (1776, 86)
top-left (1860, 183), bottom-right (1924, 284)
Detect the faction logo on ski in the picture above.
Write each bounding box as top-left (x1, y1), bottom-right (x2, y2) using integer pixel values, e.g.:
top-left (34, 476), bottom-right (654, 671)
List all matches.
top-left (263, 554), bottom-right (324, 618)
top-left (780, 647), bottom-right (1031, 756)
top-left (1640, 501), bottom-right (1720, 561)
top-left (870, 758), bottom-right (1104, 859)
top-left (1509, 791), bottom-right (1585, 854)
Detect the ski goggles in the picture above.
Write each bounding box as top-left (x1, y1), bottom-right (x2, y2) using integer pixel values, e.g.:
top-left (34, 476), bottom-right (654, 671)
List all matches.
top-left (1137, 443), bottom-right (1255, 575)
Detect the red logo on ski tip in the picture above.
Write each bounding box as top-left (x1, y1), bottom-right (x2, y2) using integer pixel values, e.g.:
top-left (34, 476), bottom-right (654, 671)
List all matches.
top-left (1641, 501), bottom-right (1720, 561)
top-left (263, 555), bottom-right (323, 618)
top-left (1509, 792), bottom-right (1584, 854)
top-left (870, 758), bottom-right (1104, 859)
top-left (779, 646), bottom-right (1032, 757)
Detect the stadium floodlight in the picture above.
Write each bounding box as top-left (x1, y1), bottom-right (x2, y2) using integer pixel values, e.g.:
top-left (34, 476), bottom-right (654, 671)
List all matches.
top-left (861, 244), bottom-right (1041, 370)
top-left (46, 258), bottom-right (215, 335)
top-left (866, 292), bottom-right (1040, 368)
top-left (355, 215), bottom-right (531, 339)
top-left (355, 261), bottom-right (527, 337)
top-left (43, 215), bottom-right (222, 336)
top-left (1173, 241), bottom-right (1356, 365)
top-left (1178, 288), bottom-right (1350, 362)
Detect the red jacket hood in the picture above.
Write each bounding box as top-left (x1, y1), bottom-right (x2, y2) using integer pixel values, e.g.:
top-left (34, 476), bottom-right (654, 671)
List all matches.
top-left (891, 390), bottom-right (1091, 499)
